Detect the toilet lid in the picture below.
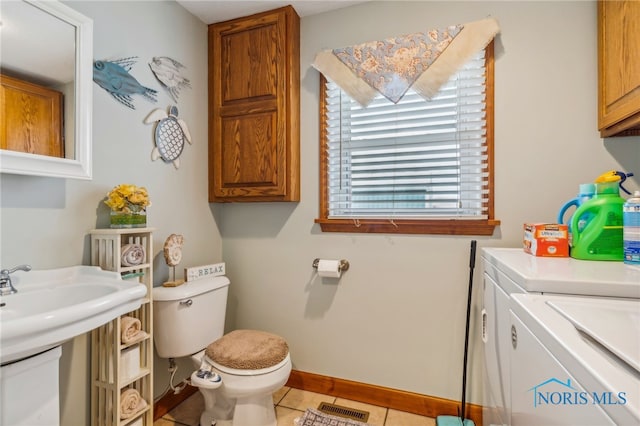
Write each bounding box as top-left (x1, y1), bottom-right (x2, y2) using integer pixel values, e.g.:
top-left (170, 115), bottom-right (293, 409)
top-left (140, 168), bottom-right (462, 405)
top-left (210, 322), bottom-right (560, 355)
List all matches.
top-left (206, 353), bottom-right (290, 376)
top-left (205, 329), bottom-right (289, 370)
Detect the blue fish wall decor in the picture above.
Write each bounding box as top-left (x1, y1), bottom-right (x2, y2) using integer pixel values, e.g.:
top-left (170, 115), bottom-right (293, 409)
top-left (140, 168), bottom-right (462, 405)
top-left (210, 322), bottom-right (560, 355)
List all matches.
top-left (93, 57), bottom-right (158, 109)
top-left (149, 56), bottom-right (191, 103)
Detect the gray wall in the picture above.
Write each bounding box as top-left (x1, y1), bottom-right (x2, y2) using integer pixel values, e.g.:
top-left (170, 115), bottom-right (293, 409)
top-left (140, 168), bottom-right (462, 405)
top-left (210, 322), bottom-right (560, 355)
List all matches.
top-left (0, 1), bottom-right (219, 424)
top-left (0, 1), bottom-right (638, 425)
top-left (220, 0), bottom-right (640, 408)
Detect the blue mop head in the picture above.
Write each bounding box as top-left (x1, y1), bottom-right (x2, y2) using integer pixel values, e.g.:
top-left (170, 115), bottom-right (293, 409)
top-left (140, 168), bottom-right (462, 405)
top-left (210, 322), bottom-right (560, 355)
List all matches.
top-left (435, 415), bottom-right (475, 426)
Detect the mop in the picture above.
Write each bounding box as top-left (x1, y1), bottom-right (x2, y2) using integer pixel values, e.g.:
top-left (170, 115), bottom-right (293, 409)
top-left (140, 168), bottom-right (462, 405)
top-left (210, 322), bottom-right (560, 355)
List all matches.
top-left (436, 240), bottom-right (477, 426)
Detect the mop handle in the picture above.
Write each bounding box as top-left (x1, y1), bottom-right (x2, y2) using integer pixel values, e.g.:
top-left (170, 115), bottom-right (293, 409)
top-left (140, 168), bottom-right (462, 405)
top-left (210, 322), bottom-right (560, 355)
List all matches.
top-left (460, 240), bottom-right (477, 420)
top-left (469, 240), bottom-right (477, 269)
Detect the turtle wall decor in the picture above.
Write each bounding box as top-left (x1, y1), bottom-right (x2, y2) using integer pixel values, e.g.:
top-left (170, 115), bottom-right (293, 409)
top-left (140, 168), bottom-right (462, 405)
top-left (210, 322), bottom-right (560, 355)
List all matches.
top-left (143, 105), bottom-right (192, 169)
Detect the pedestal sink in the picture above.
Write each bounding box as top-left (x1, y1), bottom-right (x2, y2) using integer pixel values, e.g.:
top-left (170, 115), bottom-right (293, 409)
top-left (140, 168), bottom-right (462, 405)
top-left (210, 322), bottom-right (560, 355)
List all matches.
top-left (0, 265), bottom-right (146, 425)
top-left (0, 265), bottom-right (147, 364)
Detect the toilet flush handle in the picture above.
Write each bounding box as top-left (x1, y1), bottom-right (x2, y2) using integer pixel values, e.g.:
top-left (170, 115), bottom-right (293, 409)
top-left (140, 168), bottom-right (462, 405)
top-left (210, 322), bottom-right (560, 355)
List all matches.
top-left (180, 299), bottom-right (193, 307)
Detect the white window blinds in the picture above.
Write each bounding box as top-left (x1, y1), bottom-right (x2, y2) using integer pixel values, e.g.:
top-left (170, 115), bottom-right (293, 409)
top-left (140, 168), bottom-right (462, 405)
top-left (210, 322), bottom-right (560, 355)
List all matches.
top-left (323, 50), bottom-right (488, 220)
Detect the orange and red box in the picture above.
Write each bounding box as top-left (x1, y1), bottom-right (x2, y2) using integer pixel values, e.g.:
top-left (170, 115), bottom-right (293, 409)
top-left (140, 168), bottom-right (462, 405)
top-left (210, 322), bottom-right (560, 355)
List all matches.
top-left (523, 223), bottom-right (569, 257)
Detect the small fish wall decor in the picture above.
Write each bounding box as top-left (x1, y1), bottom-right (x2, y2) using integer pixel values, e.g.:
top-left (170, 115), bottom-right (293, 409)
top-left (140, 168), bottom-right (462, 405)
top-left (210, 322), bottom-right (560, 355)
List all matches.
top-left (149, 56), bottom-right (191, 103)
top-left (144, 105), bottom-right (192, 170)
top-left (93, 57), bottom-right (158, 109)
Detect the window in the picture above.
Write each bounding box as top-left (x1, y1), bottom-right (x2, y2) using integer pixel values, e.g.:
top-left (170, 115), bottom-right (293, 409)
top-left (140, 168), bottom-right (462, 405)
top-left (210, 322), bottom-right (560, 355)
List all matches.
top-left (316, 42), bottom-right (499, 235)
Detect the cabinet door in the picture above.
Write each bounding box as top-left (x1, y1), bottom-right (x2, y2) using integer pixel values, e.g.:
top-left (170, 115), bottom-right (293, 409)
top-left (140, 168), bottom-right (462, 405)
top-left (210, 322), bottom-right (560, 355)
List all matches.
top-left (598, 1), bottom-right (640, 136)
top-left (1, 74), bottom-right (63, 157)
top-left (209, 6), bottom-right (300, 202)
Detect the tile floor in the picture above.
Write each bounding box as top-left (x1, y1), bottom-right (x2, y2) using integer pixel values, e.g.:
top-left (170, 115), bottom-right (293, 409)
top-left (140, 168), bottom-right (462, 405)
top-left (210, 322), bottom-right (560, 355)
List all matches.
top-left (154, 386), bottom-right (436, 426)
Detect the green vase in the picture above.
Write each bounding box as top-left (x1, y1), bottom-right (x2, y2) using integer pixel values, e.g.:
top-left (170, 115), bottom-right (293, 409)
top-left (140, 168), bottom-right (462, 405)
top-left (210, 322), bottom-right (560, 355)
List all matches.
top-left (110, 211), bottom-right (147, 228)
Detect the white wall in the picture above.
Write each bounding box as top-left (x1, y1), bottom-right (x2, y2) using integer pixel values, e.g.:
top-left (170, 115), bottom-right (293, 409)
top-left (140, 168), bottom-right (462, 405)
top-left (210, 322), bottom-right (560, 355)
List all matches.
top-left (220, 0), bottom-right (640, 408)
top-left (0, 1), bottom-right (218, 424)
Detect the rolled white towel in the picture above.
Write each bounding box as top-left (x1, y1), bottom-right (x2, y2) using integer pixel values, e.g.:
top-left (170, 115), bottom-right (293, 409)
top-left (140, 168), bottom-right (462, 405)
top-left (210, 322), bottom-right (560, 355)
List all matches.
top-left (121, 244), bottom-right (145, 267)
top-left (121, 316), bottom-right (142, 344)
top-left (120, 388), bottom-right (148, 419)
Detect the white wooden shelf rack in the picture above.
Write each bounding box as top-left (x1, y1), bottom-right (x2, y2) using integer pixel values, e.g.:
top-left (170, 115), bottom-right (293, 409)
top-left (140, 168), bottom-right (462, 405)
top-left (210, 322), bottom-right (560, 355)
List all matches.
top-left (89, 228), bottom-right (155, 426)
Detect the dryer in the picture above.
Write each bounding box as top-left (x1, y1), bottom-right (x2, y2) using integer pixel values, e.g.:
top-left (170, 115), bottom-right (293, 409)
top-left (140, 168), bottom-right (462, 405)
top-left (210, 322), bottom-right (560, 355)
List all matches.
top-left (509, 293), bottom-right (639, 425)
top-left (481, 248), bottom-right (640, 426)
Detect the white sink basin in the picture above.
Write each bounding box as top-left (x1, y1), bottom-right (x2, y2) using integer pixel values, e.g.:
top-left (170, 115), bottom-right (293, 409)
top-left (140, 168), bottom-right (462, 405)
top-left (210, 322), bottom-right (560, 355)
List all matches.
top-left (0, 266), bottom-right (146, 364)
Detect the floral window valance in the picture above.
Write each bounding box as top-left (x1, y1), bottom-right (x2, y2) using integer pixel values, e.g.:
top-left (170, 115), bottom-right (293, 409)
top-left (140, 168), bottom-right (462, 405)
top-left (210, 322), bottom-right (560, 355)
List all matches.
top-left (312, 17), bottom-right (500, 106)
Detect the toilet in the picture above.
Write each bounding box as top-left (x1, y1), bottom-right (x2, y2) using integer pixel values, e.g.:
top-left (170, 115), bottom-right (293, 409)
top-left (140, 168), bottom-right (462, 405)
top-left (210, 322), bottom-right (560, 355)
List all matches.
top-left (153, 276), bottom-right (292, 426)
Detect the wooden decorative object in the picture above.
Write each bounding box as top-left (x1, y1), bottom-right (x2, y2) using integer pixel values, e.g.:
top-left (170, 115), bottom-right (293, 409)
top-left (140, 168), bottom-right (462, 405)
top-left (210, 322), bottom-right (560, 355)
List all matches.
top-left (162, 234), bottom-right (185, 287)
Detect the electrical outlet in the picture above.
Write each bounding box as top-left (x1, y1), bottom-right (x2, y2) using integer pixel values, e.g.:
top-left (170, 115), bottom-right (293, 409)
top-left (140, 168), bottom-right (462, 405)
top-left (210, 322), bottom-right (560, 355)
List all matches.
top-left (185, 262), bottom-right (225, 281)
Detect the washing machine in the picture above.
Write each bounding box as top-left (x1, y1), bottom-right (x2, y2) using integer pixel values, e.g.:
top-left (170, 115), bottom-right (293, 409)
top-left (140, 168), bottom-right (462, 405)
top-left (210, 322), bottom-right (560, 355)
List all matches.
top-left (481, 248), bottom-right (640, 426)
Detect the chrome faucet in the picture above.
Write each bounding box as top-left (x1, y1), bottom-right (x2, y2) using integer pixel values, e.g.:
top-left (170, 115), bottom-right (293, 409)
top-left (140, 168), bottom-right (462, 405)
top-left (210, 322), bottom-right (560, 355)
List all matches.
top-left (0, 264), bottom-right (32, 295)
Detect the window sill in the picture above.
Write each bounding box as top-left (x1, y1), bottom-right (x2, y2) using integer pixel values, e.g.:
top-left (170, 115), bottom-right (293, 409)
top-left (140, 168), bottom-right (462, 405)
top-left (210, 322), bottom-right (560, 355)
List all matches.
top-left (315, 218), bottom-right (500, 236)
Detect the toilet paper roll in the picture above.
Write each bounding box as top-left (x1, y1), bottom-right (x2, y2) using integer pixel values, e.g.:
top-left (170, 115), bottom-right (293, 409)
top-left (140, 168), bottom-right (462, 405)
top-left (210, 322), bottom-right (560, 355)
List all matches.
top-left (317, 259), bottom-right (342, 278)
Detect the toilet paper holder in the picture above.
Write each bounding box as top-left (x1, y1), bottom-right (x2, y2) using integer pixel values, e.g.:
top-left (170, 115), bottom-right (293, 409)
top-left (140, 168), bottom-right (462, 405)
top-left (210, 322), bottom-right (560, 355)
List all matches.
top-left (312, 258), bottom-right (350, 272)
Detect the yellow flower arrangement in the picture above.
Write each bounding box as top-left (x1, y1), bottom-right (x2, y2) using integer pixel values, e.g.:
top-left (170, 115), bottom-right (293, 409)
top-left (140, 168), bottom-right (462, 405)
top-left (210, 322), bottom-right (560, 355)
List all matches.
top-left (104, 184), bottom-right (151, 213)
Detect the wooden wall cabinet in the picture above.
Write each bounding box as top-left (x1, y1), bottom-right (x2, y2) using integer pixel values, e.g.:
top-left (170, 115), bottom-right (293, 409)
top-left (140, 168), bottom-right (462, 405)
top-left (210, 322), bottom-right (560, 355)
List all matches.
top-left (208, 6), bottom-right (300, 202)
top-left (598, 0), bottom-right (640, 137)
top-left (1, 73), bottom-right (64, 156)
top-left (90, 228), bottom-right (154, 426)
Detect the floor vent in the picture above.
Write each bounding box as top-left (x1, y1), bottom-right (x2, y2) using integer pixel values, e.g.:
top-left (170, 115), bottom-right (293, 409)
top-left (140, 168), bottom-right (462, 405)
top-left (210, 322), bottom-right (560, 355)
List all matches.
top-left (317, 402), bottom-right (370, 422)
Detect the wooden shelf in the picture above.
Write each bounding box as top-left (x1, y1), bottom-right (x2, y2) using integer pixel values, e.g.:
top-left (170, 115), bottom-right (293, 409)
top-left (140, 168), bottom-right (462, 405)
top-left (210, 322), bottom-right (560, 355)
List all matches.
top-left (120, 406), bottom-right (151, 426)
top-left (120, 264), bottom-right (151, 273)
top-left (121, 334), bottom-right (151, 351)
top-left (120, 368), bottom-right (152, 388)
top-left (90, 228), bottom-right (154, 426)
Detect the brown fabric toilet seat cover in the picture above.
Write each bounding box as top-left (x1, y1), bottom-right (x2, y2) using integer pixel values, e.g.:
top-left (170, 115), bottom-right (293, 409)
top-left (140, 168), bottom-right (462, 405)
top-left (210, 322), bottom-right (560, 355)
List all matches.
top-left (205, 329), bottom-right (289, 370)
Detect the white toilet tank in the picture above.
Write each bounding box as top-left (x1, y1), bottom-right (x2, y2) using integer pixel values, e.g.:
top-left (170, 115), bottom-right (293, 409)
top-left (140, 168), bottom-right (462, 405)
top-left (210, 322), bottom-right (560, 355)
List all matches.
top-left (153, 276), bottom-right (230, 358)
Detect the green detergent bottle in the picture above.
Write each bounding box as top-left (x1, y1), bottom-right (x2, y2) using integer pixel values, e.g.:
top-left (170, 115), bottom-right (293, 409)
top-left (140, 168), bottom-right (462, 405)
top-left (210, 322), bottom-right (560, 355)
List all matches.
top-left (570, 181), bottom-right (625, 261)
